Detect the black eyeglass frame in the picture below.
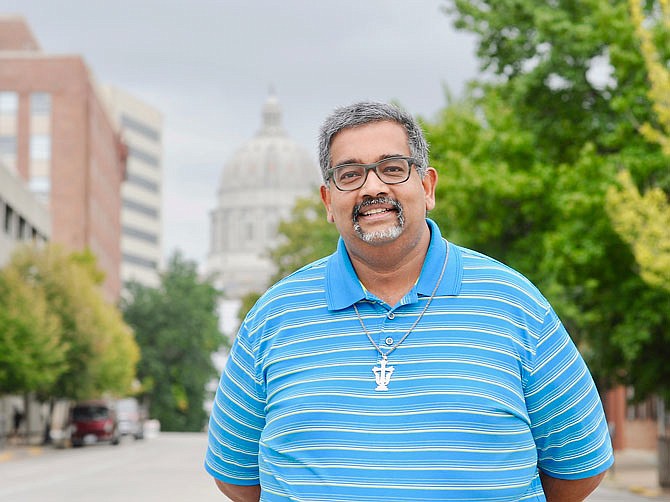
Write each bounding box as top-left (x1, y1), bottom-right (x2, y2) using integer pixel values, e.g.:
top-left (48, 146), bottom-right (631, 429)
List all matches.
top-left (326, 156), bottom-right (421, 192)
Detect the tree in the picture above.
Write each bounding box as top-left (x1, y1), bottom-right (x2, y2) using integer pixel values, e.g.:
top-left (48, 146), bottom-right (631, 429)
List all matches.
top-left (607, 170), bottom-right (670, 292)
top-left (2, 244), bottom-right (139, 400)
top-left (440, 0), bottom-right (670, 403)
top-left (424, 91), bottom-right (551, 274)
top-left (121, 252), bottom-right (225, 432)
top-left (268, 193), bottom-right (340, 284)
top-left (442, 0), bottom-right (668, 181)
top-left (629, 0), bottom-right (670, 157)
top-left (606, 0), bottom-right (670, 294)
top-left (0, 259), bottom-right (66, 396)
top-left (443, 0), bottom-right (630, 163)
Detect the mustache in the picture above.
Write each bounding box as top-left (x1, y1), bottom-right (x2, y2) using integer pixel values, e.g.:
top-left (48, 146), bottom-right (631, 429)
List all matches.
top-left (352, 197), bottom-right (403, 221)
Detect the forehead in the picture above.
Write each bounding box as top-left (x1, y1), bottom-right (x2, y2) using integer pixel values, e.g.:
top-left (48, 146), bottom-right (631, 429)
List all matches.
top-left (330, 121), bottom-right (410, 165)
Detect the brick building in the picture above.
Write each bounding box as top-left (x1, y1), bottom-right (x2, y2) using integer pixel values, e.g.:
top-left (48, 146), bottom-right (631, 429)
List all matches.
top-left (0, 15), bottom-right (126, 300)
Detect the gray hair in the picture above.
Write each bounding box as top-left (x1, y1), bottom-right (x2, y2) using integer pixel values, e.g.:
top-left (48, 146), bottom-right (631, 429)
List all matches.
top-left (318, 101), bottom-right (429, 184)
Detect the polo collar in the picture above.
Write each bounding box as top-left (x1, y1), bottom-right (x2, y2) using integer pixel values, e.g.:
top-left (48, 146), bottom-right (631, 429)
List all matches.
top-left (325, 219), bottom-right (462, 311)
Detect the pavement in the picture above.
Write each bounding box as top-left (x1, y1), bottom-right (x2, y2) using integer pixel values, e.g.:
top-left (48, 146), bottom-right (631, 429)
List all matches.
top-left (0, 442), bottom-right (45, 463)
top-left (2, 440), bottom-right (670, 499)
top-left (601, 449), bottom-right (670, 500)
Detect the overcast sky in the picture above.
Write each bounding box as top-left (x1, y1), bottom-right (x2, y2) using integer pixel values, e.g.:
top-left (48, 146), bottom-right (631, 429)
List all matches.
top-left (5, 0), bottom-right (480, 268)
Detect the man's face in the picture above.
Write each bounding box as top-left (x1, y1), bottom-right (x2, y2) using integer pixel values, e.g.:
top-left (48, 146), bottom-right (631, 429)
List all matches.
top-left (320, 120), bottom-right (437, 248)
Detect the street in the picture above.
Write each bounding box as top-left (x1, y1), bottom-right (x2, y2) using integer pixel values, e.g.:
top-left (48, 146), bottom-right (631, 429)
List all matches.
top-left (0, 432), bottom-right (662, 501)
top-left (0, 433), bottom-right (229, 502)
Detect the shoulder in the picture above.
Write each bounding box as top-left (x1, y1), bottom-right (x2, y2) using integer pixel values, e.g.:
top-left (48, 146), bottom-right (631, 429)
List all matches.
top-left (453, 244), bottom-right (550, 316)
top-left (243, 256), bottom-right (330, 329)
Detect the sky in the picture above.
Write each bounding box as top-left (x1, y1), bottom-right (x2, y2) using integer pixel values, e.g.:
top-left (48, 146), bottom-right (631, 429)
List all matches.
top-left (4, 0), bottom-right (480, 268)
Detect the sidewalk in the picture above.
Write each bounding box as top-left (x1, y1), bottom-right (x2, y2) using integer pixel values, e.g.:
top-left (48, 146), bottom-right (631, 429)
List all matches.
top-left (0, 443), bottom-right (45, 463)
top-left (603, 449), bottom-right (670, 500)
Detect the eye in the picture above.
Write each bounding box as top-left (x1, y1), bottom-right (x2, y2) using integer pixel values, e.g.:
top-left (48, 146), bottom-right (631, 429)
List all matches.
top-left (336, 166), bottom-right (363, 183)
top-left (379, 160), bottom-right (408, 177)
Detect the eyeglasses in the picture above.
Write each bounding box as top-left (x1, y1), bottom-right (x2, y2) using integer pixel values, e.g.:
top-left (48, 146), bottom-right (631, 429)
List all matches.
top-left (326, 156), bottom-right (420, 191)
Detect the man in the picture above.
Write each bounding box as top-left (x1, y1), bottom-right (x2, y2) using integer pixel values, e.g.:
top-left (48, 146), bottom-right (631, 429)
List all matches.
top-left (205, 101), bottom-right (613, 501)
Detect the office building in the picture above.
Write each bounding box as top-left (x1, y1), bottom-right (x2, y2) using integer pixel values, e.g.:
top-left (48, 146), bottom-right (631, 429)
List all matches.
top-left (100, 85), bottom-right (163, 288)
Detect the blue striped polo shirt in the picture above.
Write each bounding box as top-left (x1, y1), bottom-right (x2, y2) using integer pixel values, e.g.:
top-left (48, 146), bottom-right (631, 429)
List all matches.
top-left (205, 219), bottom-right (613, 501)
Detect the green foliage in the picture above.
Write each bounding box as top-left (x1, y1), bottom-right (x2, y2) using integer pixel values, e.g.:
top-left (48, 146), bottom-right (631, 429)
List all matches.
top-left (425, 91), bottom-right (549, 272)
top-left (605, 1), bottom-right (670, 299)
top-left (437, 0), bottom-right (670, 401)
top-left (0, 244), bottom-right (139, 400)
top-left (0, 262), bottom-right (66, 394)
top-left (238, 291), bottom-right (262, 326)
top-left (444, 0), bottom-right (631, 163)
top-left (607, 170), bottom-right (670, 291)
top-left (629, 0), bottom-right (670, 156)
top-left (121, 252), bottom-right (225, 432)
top-left (442, 0), bottom-right (670, 169)
top-left (269, 194), bottom-right (340, 284)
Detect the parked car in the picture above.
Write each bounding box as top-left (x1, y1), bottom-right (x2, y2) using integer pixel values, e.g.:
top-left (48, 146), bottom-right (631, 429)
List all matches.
top-left (70, 400), bottom-right (120, 447)
top-left (116, 398), bottom-right (144, 440)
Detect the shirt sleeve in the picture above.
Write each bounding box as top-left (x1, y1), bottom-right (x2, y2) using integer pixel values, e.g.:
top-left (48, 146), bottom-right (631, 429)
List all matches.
top-left (524, 307), bottom-right (614, 479)
top-left (204, 320), bottom-right (266, 485)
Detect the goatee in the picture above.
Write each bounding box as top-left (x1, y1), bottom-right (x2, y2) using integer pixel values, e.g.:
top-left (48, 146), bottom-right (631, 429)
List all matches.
top-left (352, 197), bottom-right (404, 244)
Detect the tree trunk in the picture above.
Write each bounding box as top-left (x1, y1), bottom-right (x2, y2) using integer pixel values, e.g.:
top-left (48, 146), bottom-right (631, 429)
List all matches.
top-left (23, 393), bottom-right (31, 444)
top-left (659, 398), bottom-right (670, 488)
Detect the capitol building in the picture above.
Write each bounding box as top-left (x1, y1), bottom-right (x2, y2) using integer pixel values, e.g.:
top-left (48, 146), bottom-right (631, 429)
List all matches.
top-left (206, 93), bottom-right (321, 313)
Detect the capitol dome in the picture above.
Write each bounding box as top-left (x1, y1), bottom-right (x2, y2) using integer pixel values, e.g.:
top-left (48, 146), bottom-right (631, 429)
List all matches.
top-left (207, 93), bottom-right (321, 300)
top-left (220, 94), bottom-right (317, 192)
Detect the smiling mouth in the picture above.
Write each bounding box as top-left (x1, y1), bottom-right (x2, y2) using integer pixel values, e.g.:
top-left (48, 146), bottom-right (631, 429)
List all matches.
top-left (353, 197), bottom-right (402, 222)
top-left (351, 197), bottom-right (405, 243)
top-left (360, 207), bottom-right (394, 217)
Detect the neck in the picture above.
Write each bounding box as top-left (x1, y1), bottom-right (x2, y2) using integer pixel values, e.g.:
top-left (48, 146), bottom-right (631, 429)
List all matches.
top-left (347, 223), bottom-right (431, 306)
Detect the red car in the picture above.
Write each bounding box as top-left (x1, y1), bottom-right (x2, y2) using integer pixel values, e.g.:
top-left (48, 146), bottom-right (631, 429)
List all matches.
top-left (70, 401), bottom-right (120, 447)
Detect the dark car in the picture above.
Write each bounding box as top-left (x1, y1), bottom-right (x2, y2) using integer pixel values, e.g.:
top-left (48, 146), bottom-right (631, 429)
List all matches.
top-left (70, 400), bottom-right (120, 447)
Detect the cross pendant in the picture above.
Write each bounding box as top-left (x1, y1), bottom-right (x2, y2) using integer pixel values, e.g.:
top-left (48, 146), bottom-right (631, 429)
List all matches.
top-left (372, 355), bottom-right (394, 391)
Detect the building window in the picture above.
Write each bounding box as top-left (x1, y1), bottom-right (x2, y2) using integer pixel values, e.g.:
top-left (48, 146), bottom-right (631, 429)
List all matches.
top-left (30, 135), bottom-right (51, 160)
top-left (126, 173), bottom-right (159, 192)
top-left (121, 114), bottom-right (160, 142)
top-left (0, 136), bottom-right (16, 155)
top-left (4, 203), bottom-right (14, 234)
top-left (17, 216), bottom-right (26, 239)
top-left (128, 145), bottom-right (160, 168)
top-left (29, 176), bottom-right (51, 194)
top-left (123, 225), bottom-right (158, 244)
top-left (123, 198), bottom-right (159, 219)
top-left (0, 92), bottom-right (18, 115)
top-left (122, 252), bottom-right (157, 270)
top-left (30, 92), bottom-right (51, 116)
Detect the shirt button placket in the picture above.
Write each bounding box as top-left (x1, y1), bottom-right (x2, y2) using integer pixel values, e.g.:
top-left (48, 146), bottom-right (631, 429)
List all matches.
top-left (384, 311), bottom-right (395, 346)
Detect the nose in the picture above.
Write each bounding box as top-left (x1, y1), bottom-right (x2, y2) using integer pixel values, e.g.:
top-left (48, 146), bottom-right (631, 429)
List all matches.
top-left (360, 167), bottom-right (388, 196)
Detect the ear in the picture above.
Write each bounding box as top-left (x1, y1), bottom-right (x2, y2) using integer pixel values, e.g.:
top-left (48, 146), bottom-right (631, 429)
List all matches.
top-left (320, 185), bottom-right (334, 223)
top-left (422, 167), bottom-right (438, 212)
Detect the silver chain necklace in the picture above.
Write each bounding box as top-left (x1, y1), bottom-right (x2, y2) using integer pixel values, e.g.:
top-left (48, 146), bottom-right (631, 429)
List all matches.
top-left (353, 241), bottom-right (449, 391)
